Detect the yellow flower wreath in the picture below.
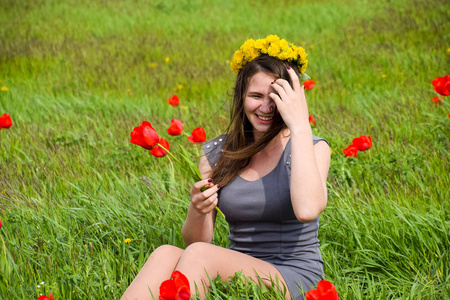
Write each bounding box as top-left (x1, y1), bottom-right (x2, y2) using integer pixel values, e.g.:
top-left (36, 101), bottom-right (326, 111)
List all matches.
top-left (230, 35), bottom-right (308, 75)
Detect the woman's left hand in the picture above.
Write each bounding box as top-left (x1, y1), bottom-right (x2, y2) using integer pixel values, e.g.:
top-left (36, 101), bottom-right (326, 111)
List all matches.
top-left (269, 67), bottom-right (311, 134)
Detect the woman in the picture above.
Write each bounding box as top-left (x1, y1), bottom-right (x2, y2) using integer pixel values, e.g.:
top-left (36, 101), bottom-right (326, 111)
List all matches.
top-left (122, 35), bottom-right (331, 300)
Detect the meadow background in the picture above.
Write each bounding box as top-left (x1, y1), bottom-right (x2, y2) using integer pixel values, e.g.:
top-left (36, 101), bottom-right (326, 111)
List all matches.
top-left (0, 0), bottom-right (449, 299)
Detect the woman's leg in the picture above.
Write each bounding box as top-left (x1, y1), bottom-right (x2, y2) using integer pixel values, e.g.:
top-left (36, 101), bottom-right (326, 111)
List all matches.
top-left (121, 245), bottom-right (184, 300)
top-left (176, 242), bottom-right (291, 299)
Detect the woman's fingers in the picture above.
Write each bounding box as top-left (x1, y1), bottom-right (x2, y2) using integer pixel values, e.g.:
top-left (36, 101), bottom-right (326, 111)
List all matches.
top-left (286, 66), bottom-right (302, 91)
top-left (190, 179), bottom-right (220, 213)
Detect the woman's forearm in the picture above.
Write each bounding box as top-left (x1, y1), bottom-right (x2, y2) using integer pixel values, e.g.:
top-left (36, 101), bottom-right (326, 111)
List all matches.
top-left (181, 205), bottom-right (215, 246)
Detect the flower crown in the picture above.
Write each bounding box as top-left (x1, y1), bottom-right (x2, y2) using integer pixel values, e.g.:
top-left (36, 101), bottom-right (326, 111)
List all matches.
top-left (230, 35), bottom-right (309, 77)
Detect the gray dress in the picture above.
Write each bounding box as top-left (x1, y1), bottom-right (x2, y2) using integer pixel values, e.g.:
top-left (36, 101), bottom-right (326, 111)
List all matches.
top-left (203, 135), bottom-right (328, 300)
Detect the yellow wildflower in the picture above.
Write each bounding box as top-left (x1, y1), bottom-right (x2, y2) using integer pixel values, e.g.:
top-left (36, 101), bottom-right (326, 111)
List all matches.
top-left (1, 86), bottom-right (8, 92)
top-left (447, 48), bottom-right (450, 54)
top-left (124, 238), bottom-right (132, 244)
top-left (178, 84), bottom-right (183, 90)
top-left (165, 57), bottom-right (170, 63)
top-left (126, 89), bottom-right (131, 93)
top-left (330, 149), bottom-right (333, 155)
top-left (382, 74), bottom-right (387, 78)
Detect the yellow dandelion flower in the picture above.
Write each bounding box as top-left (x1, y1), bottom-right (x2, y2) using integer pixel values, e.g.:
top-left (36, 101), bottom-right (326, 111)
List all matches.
top-left (1, 86), bottom-right (8, 92)
top-left (330, 149), bottom-right (333, 155)
top-left (370, 125), bottom-right (374, 128)
top-left (165, 57), bottom-right (170, 63)
top-left (84, 244), bottom-right (87, 247)
top-left (126, 89), bottom-right (131, 93)
top-left (382, 74), bottom-right (387, 78)
top-left (150, 62), bottom-right (157, 68)
top-left (124, 238), bottom-right (132, 244)
top-left (178, 84), bottom-right (183, 90)
top-left (181, 105), bottom-right (188, 110)
top-left (267, 43), bottom-right (281, 56)
top-left (447, 48), bottom-right (450, 54)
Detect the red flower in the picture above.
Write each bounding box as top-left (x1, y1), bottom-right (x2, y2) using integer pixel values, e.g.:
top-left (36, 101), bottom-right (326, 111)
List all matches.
top-left (37, 295), bottom-right (54, 300)
top-left (431, 96), bottom-right (443, 104)
top-left (303, 79), bottom-right (315, 90)
top-left (343, 144), bottom-right (358, 157)
top-left (130, 121), bottom-right (159, 150)
top-left (305, 280), bottom-right (339, 300)
top-left (159, 271), bottom-right (190, 300)
top-left (167, 119), bottom-right (184, 136)
top-left (150, 137), bottom-right (170, 157)
top-left (187, 127), bottom-right (206, 143)
top-left (309, 114), bottom-right (316, 126)
top-left (0, 220), bottom-right (2, 229)
top-left (0, 113), bottom-right (13, 129)
top-left (352, 135), bottom-right (372, 151)
top-left (168, 94), bottom-right (180, 107)
top-left (432, 75), bottom-right (450, 97)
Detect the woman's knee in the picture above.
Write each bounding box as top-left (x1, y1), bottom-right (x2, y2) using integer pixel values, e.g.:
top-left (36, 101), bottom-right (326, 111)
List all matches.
top-left (180, 242), bottom-right (215, 266)
top-left (149, 244), bottom-right (183, 262)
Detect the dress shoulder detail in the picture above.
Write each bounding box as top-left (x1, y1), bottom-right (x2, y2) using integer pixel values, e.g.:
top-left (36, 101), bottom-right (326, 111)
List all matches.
top-left (202, 134), bottom-right (228, 168)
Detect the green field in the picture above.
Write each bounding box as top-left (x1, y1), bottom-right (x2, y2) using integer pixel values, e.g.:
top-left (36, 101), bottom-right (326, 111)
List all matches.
top-left (0, 0), bottom-right (449, 299)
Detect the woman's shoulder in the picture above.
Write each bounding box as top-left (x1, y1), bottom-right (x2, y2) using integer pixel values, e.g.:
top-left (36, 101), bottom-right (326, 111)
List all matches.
top-left (202, 133), bottom-right (228, 167)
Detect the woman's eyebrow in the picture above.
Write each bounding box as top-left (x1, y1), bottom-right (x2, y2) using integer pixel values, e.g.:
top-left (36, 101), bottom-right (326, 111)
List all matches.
top-left (247, 91), bottom-right (264, 96)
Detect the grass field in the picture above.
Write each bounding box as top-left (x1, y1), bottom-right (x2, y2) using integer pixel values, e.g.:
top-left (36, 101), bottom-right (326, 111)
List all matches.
top-left (0, 0), bottom-right (449, 299)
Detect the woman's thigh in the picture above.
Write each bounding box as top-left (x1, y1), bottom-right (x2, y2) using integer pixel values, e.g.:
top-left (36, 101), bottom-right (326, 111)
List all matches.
top-left (177, 242), bottom-right (290, 299)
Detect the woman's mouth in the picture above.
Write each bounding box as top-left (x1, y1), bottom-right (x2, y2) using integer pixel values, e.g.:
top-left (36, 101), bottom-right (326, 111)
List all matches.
top-left (256, 114), bottom-right (273, 123)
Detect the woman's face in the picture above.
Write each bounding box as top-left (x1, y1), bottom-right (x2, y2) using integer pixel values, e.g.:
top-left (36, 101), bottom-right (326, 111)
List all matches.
top-left (243, 72), bottom-right (277, 140)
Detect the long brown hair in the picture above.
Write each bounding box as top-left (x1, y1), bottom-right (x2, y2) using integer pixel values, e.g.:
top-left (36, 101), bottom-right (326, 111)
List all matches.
top-left (210, 55), bottom-right (300, 187)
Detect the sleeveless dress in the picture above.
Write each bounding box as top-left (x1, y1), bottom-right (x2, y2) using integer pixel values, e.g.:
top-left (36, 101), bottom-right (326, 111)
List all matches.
top-left (203, 135), bottom-right (329, 300)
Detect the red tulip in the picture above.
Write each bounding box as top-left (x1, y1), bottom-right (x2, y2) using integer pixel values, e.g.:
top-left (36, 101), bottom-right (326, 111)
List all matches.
top-left (343, 144), bottom-right (358, 157)
top-left (130, 121), bottom-right (159, 150)
top-left (303, 79), bottom-right (315, 90)
top-left (0, 113), bottom-right (13, 129)
top-left (431, 96), bottom-right (443, 104)
top-left (305, 280), bottom-right (339, 300)
top-left (309, 114), bottom-right (316, 126)
top-left (167, 119), bottom-right (184, 136)
top-left (0, 220), bottom-right (2, 229)
top-left (187, 127), bottom-right (206, 143)
top-left (37, 295), bottom-right (54, 300)
top-left (159, 271), bottom-right (190, 300)
top-left (168, 94), bottom-right (180, 107)
top-left (352, 135), bottom-right (372, 151)
top-left (150, 137), bottom-right (170, 157)
top-left (432, 75), bottom-right (450, 97)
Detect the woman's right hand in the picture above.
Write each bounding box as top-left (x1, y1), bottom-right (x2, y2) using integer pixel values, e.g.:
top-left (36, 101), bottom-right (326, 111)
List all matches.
top-left (189, 179), bottom-right (220, 214)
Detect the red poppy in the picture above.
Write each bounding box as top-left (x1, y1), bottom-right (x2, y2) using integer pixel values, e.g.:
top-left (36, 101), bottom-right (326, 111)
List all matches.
top-left (130, 121), bottom-right (159, 150)
top-left (305, 280), bottom-right (339, 300)
top-left (303, 79), bottom-right (315, 90)
top-left (37, 295), bottom-right (54, 300)
top-left (0, 113), bottom-right (13, 129)
top-left (187, 127), bottom-right (206, 143)
top-left (352, 135), bottom-right (372, 151)
top-left (431, 96), bottom-right (443, 104)
top-left (0, 220), bottom-right (2, 229)
top-left (309, 114), bottom-right (316, 126)
top-left (167, 119), bottom-right (184, 136)
top-left (159, 271), bottom-right (190, 300)
top-left (168, 94), bottom-right (180, 107)
top-left (150, 137), bottom-right (170, 157)
top-left (343, 144), bottom-right (358, 157)
top-left (432, 75), bottom-right (450, 97)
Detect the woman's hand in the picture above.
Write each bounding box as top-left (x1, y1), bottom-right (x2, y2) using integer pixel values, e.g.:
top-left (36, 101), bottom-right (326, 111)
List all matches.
top-left (269, 67), bottom-right (311, 134)
top-left (189, 179), bottom-right (220, 214)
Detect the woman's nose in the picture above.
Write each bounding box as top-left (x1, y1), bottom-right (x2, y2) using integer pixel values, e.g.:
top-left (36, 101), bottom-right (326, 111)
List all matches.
top-left (260, 97), bottom-right (275, 113)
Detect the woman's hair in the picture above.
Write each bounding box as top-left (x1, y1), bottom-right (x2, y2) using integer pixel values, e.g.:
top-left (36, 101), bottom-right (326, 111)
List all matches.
top-left (210, 55), bottom-right (300, 187)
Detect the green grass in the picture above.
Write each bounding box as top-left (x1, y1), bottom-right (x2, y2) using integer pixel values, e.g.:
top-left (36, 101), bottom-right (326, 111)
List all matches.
top-left (0, 0), bottom-right (449, 299)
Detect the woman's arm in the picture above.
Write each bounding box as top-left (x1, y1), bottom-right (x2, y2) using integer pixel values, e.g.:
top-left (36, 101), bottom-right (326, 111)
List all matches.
top-left (270, 67), bottom-right (331, 222)
top-left (289, 131), bottom-right (330, 222)
top-left (181, 151), bottom-right (219, 246)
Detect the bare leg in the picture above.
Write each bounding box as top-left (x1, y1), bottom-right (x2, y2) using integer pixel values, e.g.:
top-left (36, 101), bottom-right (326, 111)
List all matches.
top-left (121, 245), bottom-right (184, 300)
top-left (176, 242), bottom-right (291, 299)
